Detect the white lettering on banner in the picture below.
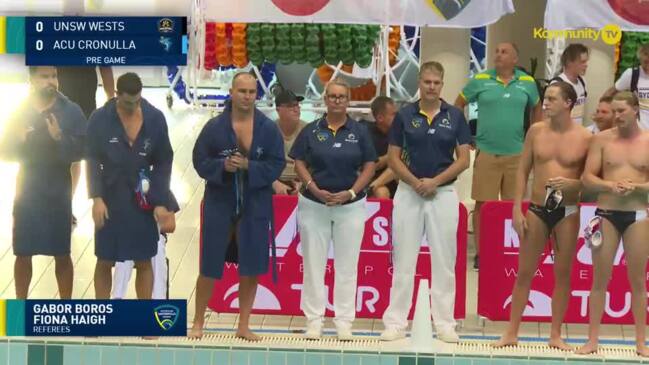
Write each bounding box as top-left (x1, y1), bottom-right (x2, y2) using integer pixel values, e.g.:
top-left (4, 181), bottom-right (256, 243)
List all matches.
top-left (572, 290), bottom-right (636, 318)
top-left (289, 284), bottom-right (381, 313)
top-left (356, 287), bottom-right (380, 312)
top-left (503, 219), bottom-right (520, 248)
top-left (364, 265), bottom-right (374, 275)
top-left (504, 218), bottom-right (554, 263)
top-left (274, 206), bottom-right (298, 258)
top-left (373, 217), bottom-right (389, 246)
top-left (503, 267), bottom-right (544, 278)
top-left (579, 269), bottom-right (589, 280)
top-left (503, 290), bottom-right (552, 317)
top-left (223, 284), bottom-right (282, 310)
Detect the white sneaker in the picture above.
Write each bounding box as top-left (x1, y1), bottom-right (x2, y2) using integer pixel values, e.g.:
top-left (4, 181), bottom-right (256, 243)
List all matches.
top-left (380, 328), bottom-right (406, 341)
top-left (336, 326), bottom-right (354, 341)
top-left (304, 321), bottom-right (322, 340)
top-left (436, 329), bottom-right (460, 343)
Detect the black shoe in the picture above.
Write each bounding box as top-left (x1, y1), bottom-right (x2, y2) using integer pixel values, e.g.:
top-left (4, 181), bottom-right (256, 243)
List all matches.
top-left (473, 255), bottom-right (479, 271)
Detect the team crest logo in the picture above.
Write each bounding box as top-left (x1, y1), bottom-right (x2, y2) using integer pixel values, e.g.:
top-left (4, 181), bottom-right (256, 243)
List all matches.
top-left (143, 138), bottom-right (152, 152)
top-left (440, 118), bottom-right (451, 128)
top-left (411, 118), bottom-right (422, 128)
top-left (158, 18), bottom-right (174, 33)
top-left (154, 305), bottom-right (179, 331)
top-left (345, 133), bottom-right (358, 143)
top-left (316, 132), bottom-right (329, 142)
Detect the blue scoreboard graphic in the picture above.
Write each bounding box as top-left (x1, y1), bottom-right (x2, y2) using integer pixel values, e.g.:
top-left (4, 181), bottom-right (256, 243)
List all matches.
top-left (25, 17), bottom-right (187, 66)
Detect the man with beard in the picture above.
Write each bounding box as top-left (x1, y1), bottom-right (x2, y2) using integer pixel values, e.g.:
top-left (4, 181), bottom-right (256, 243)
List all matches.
top-left (587, 96), bottom-right (615, 134)
top-left (578, 91), bottom-right (649, 357)
top-left (0, 66), bottom-right (86, 298)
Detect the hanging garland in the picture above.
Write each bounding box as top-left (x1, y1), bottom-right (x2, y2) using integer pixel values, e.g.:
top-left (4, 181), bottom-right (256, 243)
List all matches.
top-left (231, 23), bottom-right (248, 68)
top-left (291, 24), bottom-right (307, 64)
top-left (321, 24), bottom-right (338, 65)
top-left (337, 25), bottom-right (354, 65)
top-left (214, 23), bottom-right (232, 67)
top-left (204, 22), bottom-right (383, 73)
top-left (275, 23), bottom-right (292, 64)
top-left (261, 23), bottom-right (277, 64)
top-left (204, 22), bottom-right (218, 70)
top-left (306, 24), bottom-right (323, 68)
top-left (246, 23), bottom-right (263, 66)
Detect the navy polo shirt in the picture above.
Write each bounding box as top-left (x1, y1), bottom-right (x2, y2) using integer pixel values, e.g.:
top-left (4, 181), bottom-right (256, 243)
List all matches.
top-left (289, 117), bottom-right (377, 202)
top-left (388, 100), bottom-right (471, 184)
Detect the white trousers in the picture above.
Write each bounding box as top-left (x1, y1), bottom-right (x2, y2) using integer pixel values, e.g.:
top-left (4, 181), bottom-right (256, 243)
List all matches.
top-left (112, 234), bottom-right (168, 299)
top-left (297, 195), bottom-right (366, 328)
top-left (383, 182), bottom-right (459, 331)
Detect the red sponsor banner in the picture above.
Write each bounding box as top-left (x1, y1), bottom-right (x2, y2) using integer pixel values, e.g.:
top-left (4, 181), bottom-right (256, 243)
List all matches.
top-left (478, 201), bottom-right (649, 324)
top-left (208, 195), bottom-right (467, 320)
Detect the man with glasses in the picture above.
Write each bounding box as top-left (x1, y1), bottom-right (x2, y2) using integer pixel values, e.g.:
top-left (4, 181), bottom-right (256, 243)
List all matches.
top-left (273, 90), bottom-right (307, 195)
top-left (494, 81), bottom-right (591, 350)
top-left (291, 79), bottom-right (376, 340)
top-left (86, 72), bottom-right (174, 301)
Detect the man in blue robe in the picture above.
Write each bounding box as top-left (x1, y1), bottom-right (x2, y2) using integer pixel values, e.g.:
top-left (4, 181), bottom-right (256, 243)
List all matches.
top-left (86, 72), bottom-right (174, 300)
top-left (0, 66), bottom-right (86, 299)
top-left (190, 73), bottom-right (285, 340)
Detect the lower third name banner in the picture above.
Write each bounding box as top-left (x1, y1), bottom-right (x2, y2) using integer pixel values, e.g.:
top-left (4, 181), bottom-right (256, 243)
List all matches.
top-left (3, 300), bottom-right (186, 336)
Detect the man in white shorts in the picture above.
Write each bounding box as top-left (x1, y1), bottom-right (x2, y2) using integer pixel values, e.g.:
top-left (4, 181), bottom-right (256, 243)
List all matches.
top-left (112, 192), bottom-right (179, 299)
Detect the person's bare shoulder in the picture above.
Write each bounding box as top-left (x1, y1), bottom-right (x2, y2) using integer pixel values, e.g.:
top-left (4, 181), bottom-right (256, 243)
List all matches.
top-left (527, 119), bottom-right (548, 138)
top-left (595, 128), bottom-right (616, 142)
top-left (575, 124), bottom-right (594, 141)
top-left (639, 130), bottom-right (649, 148)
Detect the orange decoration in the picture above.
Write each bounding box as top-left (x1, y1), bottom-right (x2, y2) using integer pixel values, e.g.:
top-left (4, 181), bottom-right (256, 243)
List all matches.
top-left (215, 23), bottom-right (232, 67)
top-left (231, 23), bottom-right (248, 68)
top-left (388, 26), bottom-right (400, 66)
